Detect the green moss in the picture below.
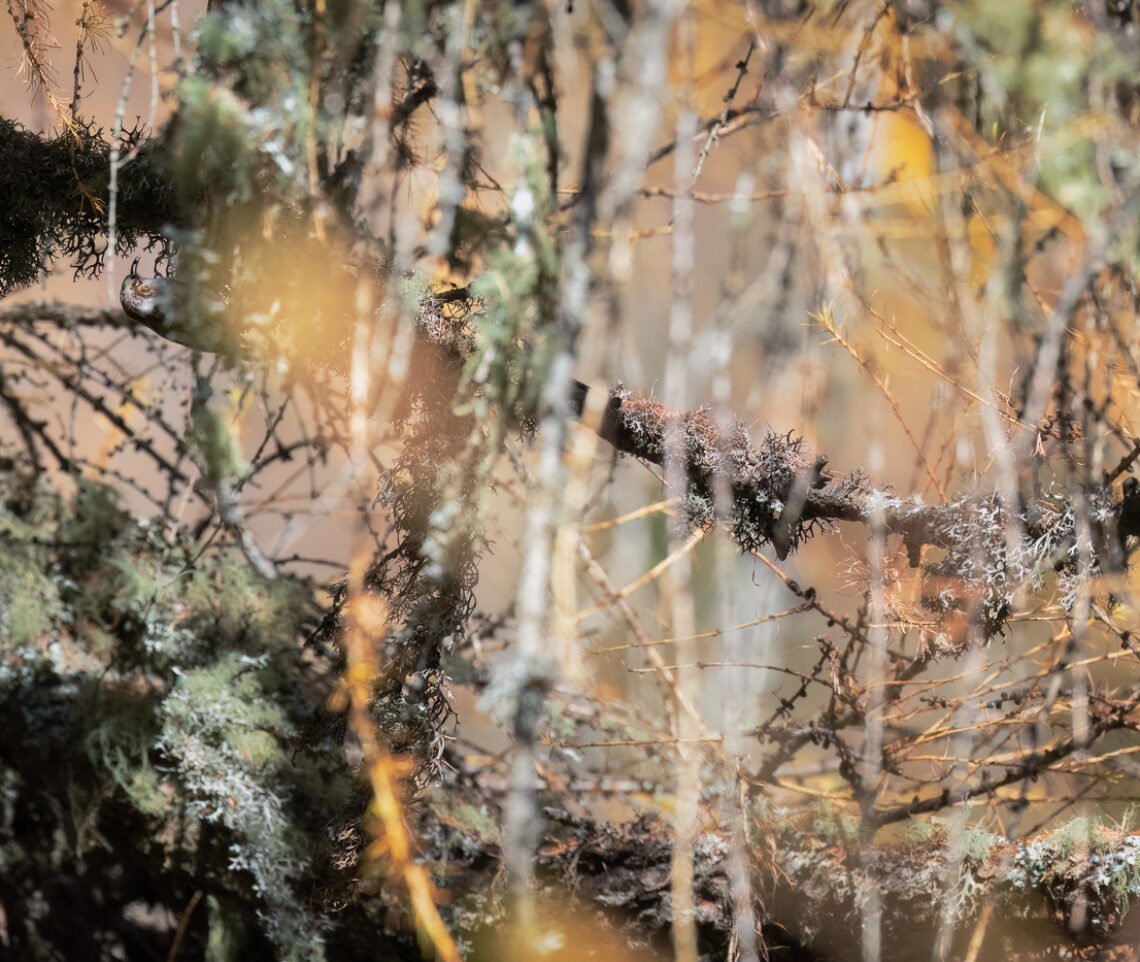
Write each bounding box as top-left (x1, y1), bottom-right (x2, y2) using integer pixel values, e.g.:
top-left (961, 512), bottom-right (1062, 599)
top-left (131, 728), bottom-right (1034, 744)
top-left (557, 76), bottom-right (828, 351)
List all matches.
top-left (0, 566), bottom-right (59, 649)
top-left (441, 801), bottom-right (501, 846)
top-left (1011, 815), bottom-right (1140, 926)
top-left (948, 0), bottom-right (1140, 244)
top-left (0, 466), bottom-right (337, 957)
top-left (904, 818), bottom-right (936, 846)
top-left (959, 825), bottom-right (998, 866)
top-left (191, 404), bottom-right (249, 485)
top-left (1053, 815), bottom-right (1099, 859)
top-left (809, 801), bottom-right (861, 844)
top-left (174, 0), bottom-right (312, 209)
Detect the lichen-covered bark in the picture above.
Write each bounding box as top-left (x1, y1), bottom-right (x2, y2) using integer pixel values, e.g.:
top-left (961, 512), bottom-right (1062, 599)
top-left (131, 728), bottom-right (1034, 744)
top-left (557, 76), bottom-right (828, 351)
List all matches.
top-left (0, 119), bottom-right (179, 296)
top-left (418, 759), bottom-right (1140, 962)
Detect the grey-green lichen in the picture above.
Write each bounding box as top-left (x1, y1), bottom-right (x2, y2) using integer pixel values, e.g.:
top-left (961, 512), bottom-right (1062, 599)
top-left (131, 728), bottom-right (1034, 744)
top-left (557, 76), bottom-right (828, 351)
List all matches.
top-left (773, 805), bottom-right (1140, 949)
top-left (1008, 816), bottom-right (1140, 936)
top-left (911, 485), bottom-right (1118, 640)
top-left (0, 464), bottom-right (342, 959)
top-left (779, 811), bottom-right (1000, 945)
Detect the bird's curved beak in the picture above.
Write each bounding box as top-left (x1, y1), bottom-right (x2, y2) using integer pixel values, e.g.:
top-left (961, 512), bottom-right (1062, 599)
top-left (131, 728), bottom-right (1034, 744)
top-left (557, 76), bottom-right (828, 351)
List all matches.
top-left (130, 257), bottom-right (141, 277)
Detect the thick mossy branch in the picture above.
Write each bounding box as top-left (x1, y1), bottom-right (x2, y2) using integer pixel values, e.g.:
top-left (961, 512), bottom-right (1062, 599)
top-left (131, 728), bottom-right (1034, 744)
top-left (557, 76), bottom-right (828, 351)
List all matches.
top-left (591, 389), bottom-right (832, 555)
top-left (579, 384), bottom-right (1137, 635)
top-left (0, 119), bottom-right (179, 296)
top-left (422, 769), bottom-right (1140, 961)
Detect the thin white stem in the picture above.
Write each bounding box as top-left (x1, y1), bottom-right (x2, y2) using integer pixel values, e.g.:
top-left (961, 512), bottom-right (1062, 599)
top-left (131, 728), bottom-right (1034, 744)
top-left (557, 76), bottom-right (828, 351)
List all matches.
top-left (106, 5), bottom-right (150, 300)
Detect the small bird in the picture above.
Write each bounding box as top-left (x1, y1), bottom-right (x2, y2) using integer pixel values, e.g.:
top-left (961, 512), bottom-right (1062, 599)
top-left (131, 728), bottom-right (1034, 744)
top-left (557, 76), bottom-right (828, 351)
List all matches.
top-left (120, 258), bottom-right (233, 354)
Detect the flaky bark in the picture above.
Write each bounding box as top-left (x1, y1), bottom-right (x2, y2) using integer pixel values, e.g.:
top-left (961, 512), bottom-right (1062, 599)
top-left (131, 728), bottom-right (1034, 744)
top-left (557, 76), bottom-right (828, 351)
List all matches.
top-left (420, 754), bottom-right (1140, 962)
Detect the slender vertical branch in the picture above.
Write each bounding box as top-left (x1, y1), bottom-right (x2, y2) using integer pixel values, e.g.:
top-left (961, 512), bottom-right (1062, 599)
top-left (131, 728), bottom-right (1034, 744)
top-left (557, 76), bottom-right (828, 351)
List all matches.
top-left (665, 10), bottom-right (700, 961)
